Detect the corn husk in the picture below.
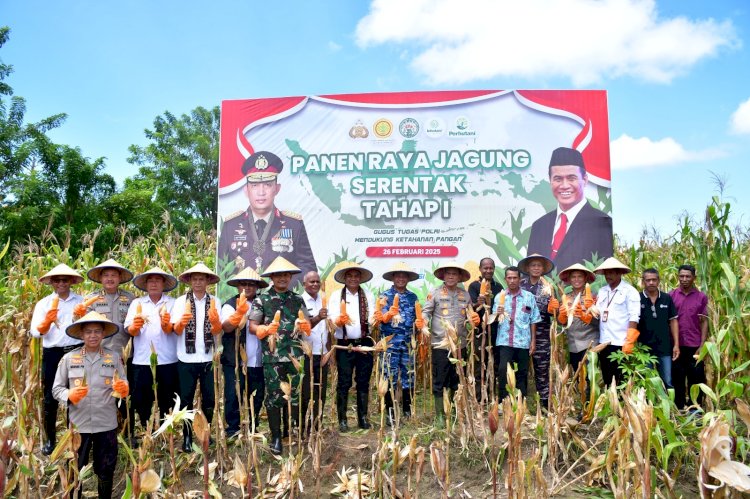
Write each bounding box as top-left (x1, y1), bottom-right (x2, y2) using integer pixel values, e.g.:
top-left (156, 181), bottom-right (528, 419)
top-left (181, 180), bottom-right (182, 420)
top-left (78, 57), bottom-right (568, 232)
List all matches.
top-left (390, 293), bottom-right (403, 327)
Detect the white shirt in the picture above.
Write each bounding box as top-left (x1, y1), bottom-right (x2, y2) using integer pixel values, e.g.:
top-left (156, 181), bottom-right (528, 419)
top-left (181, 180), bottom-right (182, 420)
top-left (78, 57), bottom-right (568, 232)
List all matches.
top-left (220, 301), bottom-right (262, 368)
top-left (551, 197), bottom-right (588, 244)
top-left (124, 294), bottom-right (178, 365)
top-left (30, 292), bottom-right (84, 348)
top-left (302, 291), bottom-right (328, 355)
top-left (597, 279), bottom-right (641, 346)
top-left (329, 287), bottom-right (374, 340)
top-left (172, 293), bottom-right (222, 363)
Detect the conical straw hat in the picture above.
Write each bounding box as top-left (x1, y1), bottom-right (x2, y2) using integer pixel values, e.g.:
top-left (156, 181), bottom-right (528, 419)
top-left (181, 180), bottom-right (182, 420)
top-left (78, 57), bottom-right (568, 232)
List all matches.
top-left (382, 261), bottom-right (419, 282)
top-left (227, 267), bottom-right (269, 288)
top-left (133, 267), bottom-right (179, 292)
top-left (593, 257), bottom-right (631, 275)
top-left (558, 263), bottom-right (596, 283)
top-left (87, 258), bottom-right (134, 283)
top-left (518, 253), bottom-right (555, 276)
top-left (261, 256), bottom-right (301, 277)
top-left (179, 262), bottom-right (220, 285)
top-left (40, 263), bottom-right (84, 285)
top-left (433, 261), bottom-right (471, 282)
top-left (333, 262), bottom-right (374, 284)
top-left (66, 311), bottom-right (118, 340)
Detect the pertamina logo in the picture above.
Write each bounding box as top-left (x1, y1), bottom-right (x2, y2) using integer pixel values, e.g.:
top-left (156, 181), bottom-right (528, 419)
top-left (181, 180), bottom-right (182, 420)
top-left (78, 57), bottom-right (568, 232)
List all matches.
top-left (399, 118), bottom-right (420, 138)
top-left (373, 118), bottom-right (393, 139)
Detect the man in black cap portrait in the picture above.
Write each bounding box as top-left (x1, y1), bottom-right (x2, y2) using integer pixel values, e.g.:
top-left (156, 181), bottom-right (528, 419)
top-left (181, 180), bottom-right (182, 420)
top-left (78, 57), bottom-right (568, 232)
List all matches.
top-left (526, 147), bottom-right (613, 271)
top-left (218, 151), bottom-right (317, 288)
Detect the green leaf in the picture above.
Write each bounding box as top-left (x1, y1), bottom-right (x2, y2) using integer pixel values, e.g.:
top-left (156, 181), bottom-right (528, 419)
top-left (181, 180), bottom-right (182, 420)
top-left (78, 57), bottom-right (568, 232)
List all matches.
top-left (121, 475), bottom-right (133, 499)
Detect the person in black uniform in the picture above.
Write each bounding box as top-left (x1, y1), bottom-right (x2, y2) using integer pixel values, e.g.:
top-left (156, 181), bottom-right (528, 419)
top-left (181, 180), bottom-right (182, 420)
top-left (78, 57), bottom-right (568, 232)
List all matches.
top-left (218, 151), bottom-right (316, 288)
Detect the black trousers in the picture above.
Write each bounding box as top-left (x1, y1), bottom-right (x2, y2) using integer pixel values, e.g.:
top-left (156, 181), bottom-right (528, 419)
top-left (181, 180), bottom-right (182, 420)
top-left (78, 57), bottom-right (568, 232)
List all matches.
top-left (77, 429), bottom-right (118, 481)
top-left (673, 346), bottom-right (705, 409)
top-left (178, 361), bottom-right (215, 422)
top-left (130, 363), bottom-right (179, 428)
top-left (599, 345), bottom-right (623, 388)
top-left (301, 354), bottom-right (329, 430)
top-left (496, 345), bottom-right (530, 400)
top-left (223, 364), bottom-right (265, 435)
top-left (569, 350), bottom-right (587, 374)
top-left (42, 347), bottom-right (68, 418)
top-left (431, 348), bottom-right (460, 396)
top-left (336, 344), bottom-right (373, 396)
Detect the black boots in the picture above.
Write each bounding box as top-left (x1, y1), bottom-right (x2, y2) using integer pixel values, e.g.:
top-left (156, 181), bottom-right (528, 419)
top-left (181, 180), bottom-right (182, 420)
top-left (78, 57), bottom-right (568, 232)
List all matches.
top-left (402, 390), bottom-right (412, 419)
top-left (337, 393), bottom-right (349, 432)
top-left (98, 478), bottom-right (113, 499)
top-left (267, 407), bottom-right (283, 455)
top-left (182, 424), bottom-right (193, 453)
top-left (356, 391), bottom-right (371, 430)
top-left (42, 409), bottom-right (56, 456)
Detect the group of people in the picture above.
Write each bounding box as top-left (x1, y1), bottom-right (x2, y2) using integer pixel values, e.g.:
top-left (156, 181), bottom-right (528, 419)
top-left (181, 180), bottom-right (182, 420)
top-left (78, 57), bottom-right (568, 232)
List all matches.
top-left (30, 250), bottom-right (708, 497)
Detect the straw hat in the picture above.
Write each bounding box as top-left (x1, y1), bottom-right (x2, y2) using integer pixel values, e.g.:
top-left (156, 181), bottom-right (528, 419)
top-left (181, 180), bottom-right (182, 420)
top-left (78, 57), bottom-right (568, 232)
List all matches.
top-left (261, 256), bottom-right (302, 277)
top-left (558, 263), bottom-right (596, 283)
top-left (593, 257), bottom-right (631, 275)
top-left (133, 267), bottom-right (179, 292)
top-left (66, 311), bottom-right (118, 340)
top-left (179, 262), bottom-right (220, 285)
top-left (518, 254), bottom-right (555, 276)
top-left (227, 267), bottom-right (269, 288)
top-left (40, 263), bottom-right (84, 285)
top-left (382, 262), bottom-right (419, 282)
top-left (87, 258), bottom-right (134, 283)
top-left (334, 262), bottom-right (373, 284)
top-left (433, 262), bottom-right (471, 282)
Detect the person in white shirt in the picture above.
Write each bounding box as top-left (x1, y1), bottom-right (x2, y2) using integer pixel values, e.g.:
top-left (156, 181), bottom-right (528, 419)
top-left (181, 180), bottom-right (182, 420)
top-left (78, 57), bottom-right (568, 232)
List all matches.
top-left (329, 263), bottom-right (375, 432)
top-left (594, 257), bottom-right (641, 387)
top-left (300, 271), bottom-right (330, 433)
top-left (220, 267), bottom-right (269, 437)
top-left (30, 263), bottom-right (85, 455)
top-left (171, 263), bottom-right (223, 452)
top-left (123, 267), bottom-right (178, 445)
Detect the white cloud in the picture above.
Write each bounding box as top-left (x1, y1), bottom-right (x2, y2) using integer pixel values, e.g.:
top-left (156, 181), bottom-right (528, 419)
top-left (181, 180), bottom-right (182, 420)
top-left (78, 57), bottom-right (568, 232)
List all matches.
top-left (730, 97), bottom-right (750, 135)
top-left (355, 0), bottom-right (737, 85)
top-left (610, 134), bottom-right (723, 170)
top-left (328, 41), bottom-right (342, 52)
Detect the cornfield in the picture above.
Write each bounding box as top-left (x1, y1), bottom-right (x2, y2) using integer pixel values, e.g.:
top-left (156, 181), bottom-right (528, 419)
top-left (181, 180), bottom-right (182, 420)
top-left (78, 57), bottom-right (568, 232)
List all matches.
top-left (0, 198), bottom-right (748, 497)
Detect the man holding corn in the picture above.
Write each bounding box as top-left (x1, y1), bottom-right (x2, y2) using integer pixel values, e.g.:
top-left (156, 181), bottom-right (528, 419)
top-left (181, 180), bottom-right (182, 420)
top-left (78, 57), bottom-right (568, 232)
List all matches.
top-left (248, 256), bottom-right (314, 455)
top-left (30, 263), bottom-right (85, 456)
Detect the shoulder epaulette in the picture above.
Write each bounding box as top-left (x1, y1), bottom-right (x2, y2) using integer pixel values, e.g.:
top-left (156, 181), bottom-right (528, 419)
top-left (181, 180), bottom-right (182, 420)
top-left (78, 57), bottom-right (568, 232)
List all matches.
top-left (225, 210), bottom-right (245, 221)
top-left (281, 210), bottom-right (302, 220)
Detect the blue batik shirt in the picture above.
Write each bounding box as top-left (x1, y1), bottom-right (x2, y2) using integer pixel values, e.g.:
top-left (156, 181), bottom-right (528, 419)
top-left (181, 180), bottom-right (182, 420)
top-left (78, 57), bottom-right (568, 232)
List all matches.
top-left (379, 287), bottom-right (418, 350)
top-left (493, 288), bottom-right (541, 349)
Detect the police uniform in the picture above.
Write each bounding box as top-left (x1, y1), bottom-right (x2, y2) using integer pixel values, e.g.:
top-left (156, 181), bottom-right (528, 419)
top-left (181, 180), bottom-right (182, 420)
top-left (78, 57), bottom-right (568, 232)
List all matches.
top-left (82, 290), bottom-right (135, 355)
top-left (217, 151), bottom-right (317, 287)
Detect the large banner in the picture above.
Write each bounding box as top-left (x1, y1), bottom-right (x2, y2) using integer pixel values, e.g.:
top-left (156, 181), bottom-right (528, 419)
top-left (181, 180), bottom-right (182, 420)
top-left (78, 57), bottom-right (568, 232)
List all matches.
top-left (217, 90), bottom-right (613, 294)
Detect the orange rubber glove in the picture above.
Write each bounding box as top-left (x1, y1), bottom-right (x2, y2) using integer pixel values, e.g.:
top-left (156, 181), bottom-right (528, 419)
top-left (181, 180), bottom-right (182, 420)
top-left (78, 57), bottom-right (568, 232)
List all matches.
top-left (256, 322), bottom-right (279, 340)
top-left (574, 303), bottom-right (584, 319)
top-left (382, 305), bottom-right (398, 323)
top-left (173, 311), bottom-right (193, 335)
top-left (584, 297), bottom-right (594, 310)
top-left (298, 320), bottom-right (311, 336)
top-left (372, 309), bottom-right (384, 324)
top-left (557, 307), bottom-right (568, 325)
top-left (113, 379), bottom-right (129, 398)
top-left (160, 312), bottom-right (172, 333)
top-left (335, 314), bottom-right (351, 328)
top-left (37, 309), bottom-right (59, 335)
top-left (68, 386), bottom-right (88, 405)
top-left (580, 311), bottom-right (594, 325)
top-left (415, 317), bottom-right (425, 330)
top-left (547, 297), bottom-right (560, 314)
top-left (228, 300), bottom-right (250, 327)
top-left (127, 316), bottom-right (145, 337)
top-left (209, 307), bottom-right (222, 334)
top-left (622, 328), bottom-right (640, 354)
top-left (469, 311), bottom-right (481, 327)
top-left (73, 303), bottom-right (88, 318)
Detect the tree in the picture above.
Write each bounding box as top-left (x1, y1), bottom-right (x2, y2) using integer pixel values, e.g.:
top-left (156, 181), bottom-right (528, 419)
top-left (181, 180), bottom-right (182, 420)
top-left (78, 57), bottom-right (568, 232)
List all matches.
top-left (127, 106), bottom-right (220, 231)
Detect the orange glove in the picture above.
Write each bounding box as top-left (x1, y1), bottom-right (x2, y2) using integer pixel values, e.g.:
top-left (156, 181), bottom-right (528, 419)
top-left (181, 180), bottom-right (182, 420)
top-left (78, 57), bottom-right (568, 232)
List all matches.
top-left (415, 317), bottom-right (425, 330)
top-left (622, 328), bottom-right (640, 354)
top-left (557, 307), bottom-right (568, 325)
top-left (372, 309), bottom-right (384, 324)
top-left (584, 297), bottom-right (594, 310)
top-left (298, 320), bottom-right (311, 336)
top-left (113, 379), bottom-right (129, 398)
top-left (68, 386), bottom-right (88, 405)
top-left (256, 322), bottom-right (279, 340)
top-left (335, 314), bottom-right (350, 328)
top-left (228, 300), bottom-right (250, 327)
top-left (383, 305), bottom-right (398, 323)
top-left (160, 312), bottom-right (172, 333)
top-left (209, 307), bottom-right (222, 334)
top-left (580, 311), bottom-right (594, 325)
top-left (547, 298), bottom-right (560, 314)
top-left (173, 312), bottom-right (193, 335)
top-left (127, 316), bottom-right (145, 337)
top-left (73, 303), bottom-right (88, 318)
top-left (37, 309), bottom-right (59, 335)
top-left (469, 311), bottom-right (481, 327)
top-left (574, 303), bottom-right (584, 319)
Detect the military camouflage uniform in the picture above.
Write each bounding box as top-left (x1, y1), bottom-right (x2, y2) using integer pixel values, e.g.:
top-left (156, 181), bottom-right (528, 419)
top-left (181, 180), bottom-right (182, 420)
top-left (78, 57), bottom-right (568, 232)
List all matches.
top-left (378, 287), bottom-right (418, 390)
top-left (248, 288), bottom-right (311, 409)
top-left (520, 278), bottom-right (552, 405)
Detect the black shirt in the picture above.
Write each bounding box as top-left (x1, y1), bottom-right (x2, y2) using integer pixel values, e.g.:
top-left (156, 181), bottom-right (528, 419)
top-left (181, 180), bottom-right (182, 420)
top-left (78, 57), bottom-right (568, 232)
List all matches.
top-left (637, 291), bottom-right (678, 356)
top-left (468, 278), bottom-right (504, 344)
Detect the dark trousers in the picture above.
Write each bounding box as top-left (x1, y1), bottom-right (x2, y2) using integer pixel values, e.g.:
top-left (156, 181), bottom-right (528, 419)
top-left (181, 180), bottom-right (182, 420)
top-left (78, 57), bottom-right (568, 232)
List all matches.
top-left (301, 354), bottom-right (329, 431)
top-left (77, 429), bottom-right (118, 481)
top-left (223, 364), bottom-right (265, 435)
top-left (431, 348), bottom-right (460, 396)
top-left (130, 363), bottom-right (179, 428)
top-left (673, 346), bottom-right (705, 409)
top-left (178, 361), bottom-right (215, 423)
top-left (599, 345), bottom-right (623, 388)
top-left (496, 345), bottom-right (530, 401)
top-left (569, 350), bottom-right (587, 374)
top-left (42, 347), bottom-right (67, 420)
top-left (336, 346), bottom-right (373, 396)
top-left (532, 333), bottom-right (551, 403)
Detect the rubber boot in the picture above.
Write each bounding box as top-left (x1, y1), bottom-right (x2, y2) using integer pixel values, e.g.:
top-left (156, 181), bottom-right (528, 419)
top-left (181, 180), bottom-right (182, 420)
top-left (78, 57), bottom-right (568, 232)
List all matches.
top-left (356, 391), bottom-right (371, 429)
top-left (384, 391), bottom-right (394, 427)
top-left (182, 424), bottom-right (193, 453)
top-left (98, 478), bottom-right (114, 499)
top-left (434, 395), bottom-right (445, 429)
top-left (42, 408), bottom-right (57, 456)
top-left (267, 407), bottom-right (283, 455)
top-left (402, 390), bottom-right (412, 420)
top-left (336, 393), bottom-right (349, 433)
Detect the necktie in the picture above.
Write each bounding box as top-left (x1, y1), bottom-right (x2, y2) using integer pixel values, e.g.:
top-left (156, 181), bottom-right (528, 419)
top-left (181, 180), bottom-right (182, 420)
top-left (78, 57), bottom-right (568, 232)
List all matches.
top-left (255, 219), bottom-right (266, 236)
top-left (550, 213), bottom-right (568, 259)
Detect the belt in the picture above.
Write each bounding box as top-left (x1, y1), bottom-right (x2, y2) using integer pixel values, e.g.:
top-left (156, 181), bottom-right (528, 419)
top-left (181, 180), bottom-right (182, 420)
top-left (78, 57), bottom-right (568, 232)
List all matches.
top-left (44, 345), bottom-right (80, 354)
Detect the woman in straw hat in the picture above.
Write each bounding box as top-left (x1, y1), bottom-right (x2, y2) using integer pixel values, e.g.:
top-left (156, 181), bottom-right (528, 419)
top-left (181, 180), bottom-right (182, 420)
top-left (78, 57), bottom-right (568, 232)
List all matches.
top-left (124, 266), bottom-right (179, 445)
top-left (220, 267), bottom-right (269, 437)
top-left (376, 262), bottom-right (421, 426)
top-left (52, 312), bottom-right (129, 498)
top-left (548, 263), bottom-right (599, 372)
top-left (30, 263), bottom-right (85, 455)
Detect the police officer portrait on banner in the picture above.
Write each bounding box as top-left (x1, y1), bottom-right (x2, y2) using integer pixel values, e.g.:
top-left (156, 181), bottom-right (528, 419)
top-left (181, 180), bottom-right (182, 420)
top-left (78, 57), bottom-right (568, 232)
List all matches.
top-left (218, 150), bottom-right (316, 286)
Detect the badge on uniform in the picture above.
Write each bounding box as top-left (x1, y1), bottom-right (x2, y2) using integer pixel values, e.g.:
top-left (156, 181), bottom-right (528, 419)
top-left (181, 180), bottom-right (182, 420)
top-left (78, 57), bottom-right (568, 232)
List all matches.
top-left (602, 310), bottom-right (608, 322)
top-left (74, 378), bottom-right (82, 387)
top-left (105, 378), bottom-right (111, 385)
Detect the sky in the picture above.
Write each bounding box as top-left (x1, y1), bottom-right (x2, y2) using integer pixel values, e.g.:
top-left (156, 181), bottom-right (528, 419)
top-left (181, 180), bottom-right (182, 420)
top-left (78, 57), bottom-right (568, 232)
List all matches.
top-left (3, 0), bottom-right (749, 245)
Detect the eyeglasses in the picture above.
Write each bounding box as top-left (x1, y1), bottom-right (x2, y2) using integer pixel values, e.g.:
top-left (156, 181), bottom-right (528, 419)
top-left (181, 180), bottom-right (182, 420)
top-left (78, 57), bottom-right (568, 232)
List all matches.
top-left (236, 281), bottom-right (258, 287)
top-left (650, 304), bottom-right (657, 319)
top-left (51, 278), bottom-right (70, 284)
